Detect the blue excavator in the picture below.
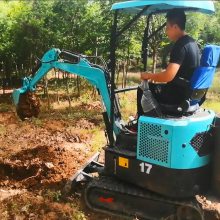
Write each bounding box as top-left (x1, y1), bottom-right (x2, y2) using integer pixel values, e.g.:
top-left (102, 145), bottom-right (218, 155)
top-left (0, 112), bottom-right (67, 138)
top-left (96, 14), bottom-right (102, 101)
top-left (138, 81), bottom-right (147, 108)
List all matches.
top-left (12, 1), bottom-right (220, 219)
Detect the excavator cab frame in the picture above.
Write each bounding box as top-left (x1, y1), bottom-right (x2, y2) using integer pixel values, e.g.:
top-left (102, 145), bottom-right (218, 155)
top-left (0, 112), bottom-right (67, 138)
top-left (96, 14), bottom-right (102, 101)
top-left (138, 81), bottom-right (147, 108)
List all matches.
top-left (108, 0), bottom-right (215, 146)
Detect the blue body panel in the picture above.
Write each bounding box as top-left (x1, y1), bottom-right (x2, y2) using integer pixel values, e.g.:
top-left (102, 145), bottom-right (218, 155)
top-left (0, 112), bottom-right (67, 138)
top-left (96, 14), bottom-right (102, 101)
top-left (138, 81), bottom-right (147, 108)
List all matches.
top-left (137, 110), bottom-right (215, 169)
top-left (112, 0), bottom-right (215, 14)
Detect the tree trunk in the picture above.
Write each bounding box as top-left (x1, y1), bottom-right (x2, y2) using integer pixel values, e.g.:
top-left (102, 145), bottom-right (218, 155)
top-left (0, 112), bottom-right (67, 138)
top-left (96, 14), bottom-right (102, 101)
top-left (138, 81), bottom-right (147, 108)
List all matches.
top-left (65, 73), bottom-right (71, 109)
top-left (76, 75), bottom-right (80, 98)
top-left (124, 44), bottom-right (130, 88)
top-left (152, 49), bottom-right (157, 73)
top-left (43, 76), bottom-right (50, 110)
top-left (122, 61), bottom-right (126, 88)
top-left (55, 70), bottom-right (60, 104)
top-left (116, 62), bottom-right (120, 85)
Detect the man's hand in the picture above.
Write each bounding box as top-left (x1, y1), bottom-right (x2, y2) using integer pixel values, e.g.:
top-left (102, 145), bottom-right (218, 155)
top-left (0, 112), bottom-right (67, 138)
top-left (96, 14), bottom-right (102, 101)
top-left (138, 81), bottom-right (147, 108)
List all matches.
top-left (140, 63), bottom-right (180, 83)
top-left (140, 72), bottom-right (154, 83)
top-left (140, 72), bottom-right (150, 80)
top-left (141, 72), bottom-right (152, 81)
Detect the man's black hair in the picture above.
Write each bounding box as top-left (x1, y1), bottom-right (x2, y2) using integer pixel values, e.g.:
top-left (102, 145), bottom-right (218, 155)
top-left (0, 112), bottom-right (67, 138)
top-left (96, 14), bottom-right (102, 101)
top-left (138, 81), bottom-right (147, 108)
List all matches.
top-left (166, 9), bottom-right (186, 30)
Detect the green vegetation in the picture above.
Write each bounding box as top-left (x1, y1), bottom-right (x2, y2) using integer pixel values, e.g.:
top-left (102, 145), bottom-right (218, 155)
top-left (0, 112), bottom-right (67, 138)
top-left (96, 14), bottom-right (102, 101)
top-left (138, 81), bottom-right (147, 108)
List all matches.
top-left (204, 69), bottom-right (220, 113)
top-left (0, 103), bottom-right (12, 112)
top-left (0, 0), bottom-right (219, 80)
top-left (31, 118), bottom-right (43, 127)
top-left (0, 125), bottom-right (6, 136)
top-left (44, 189), bottom-right (62, 202)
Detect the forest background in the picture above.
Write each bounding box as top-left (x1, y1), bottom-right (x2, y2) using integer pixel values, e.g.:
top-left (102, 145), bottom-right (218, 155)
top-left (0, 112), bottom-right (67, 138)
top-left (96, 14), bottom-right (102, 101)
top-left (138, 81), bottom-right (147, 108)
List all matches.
top-left (0, 1), bottom-right (220, 219)
top-left (0, 0), bottom-right (220, 83)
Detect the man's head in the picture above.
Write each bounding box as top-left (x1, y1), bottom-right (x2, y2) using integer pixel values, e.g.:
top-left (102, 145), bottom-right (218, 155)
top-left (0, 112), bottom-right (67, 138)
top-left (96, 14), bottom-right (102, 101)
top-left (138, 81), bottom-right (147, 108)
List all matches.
top-left (166, 9), bottom-right (186, 41)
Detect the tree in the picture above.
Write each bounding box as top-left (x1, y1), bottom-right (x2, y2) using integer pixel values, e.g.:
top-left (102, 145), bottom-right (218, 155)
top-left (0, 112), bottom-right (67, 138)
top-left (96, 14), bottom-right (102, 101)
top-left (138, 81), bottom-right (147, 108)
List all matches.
top-left (199, 2), bottom-right (220, 46)
top-left (0, 0), bottom-right (219, 80)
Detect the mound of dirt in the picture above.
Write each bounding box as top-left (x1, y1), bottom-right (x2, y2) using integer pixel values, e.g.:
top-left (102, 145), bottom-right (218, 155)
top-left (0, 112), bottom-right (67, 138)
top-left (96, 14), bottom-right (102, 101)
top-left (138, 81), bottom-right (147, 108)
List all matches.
top-left (0, 98), bottom-right (111, 219)
top-left (0, 112), bottom-right (93, 158)
top-left (0, 192), bottom-right (77, 220)
top-left (197, 195), bottom-right (220, 220)
top-left (0, 143), bottom-right (89, 190)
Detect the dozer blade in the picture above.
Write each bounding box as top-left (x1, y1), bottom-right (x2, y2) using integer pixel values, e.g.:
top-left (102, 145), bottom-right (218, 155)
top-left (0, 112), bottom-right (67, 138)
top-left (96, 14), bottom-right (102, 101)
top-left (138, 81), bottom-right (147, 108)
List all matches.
top-left (63, 152), bottom-right (104, 195)
top-left (14, 91), bottom-right (40, 120)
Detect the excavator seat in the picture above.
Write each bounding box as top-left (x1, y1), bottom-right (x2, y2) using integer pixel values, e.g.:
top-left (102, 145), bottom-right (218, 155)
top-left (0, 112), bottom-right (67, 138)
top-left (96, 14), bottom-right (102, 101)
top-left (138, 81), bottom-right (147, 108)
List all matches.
top-left (161, 45), bottom-right (220, 116)
top-left (116, 45), bottom-right (220, 151)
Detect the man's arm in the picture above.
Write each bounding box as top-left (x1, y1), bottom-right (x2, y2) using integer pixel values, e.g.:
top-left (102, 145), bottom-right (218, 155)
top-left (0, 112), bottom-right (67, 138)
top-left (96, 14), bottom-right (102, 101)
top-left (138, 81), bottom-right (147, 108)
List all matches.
top-left (141, 63), bottom-right (180, 83)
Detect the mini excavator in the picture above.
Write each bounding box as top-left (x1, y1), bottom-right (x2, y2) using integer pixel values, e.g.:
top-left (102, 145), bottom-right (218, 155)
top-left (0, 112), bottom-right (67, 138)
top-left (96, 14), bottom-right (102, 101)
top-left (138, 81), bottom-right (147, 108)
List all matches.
top-left (12, 1), bottom-right (220, 219)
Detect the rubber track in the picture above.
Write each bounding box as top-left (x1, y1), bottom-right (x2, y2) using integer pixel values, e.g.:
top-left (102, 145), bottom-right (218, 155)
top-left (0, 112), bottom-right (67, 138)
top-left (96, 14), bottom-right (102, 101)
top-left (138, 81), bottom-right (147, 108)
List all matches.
top-left (85, 176), bottom-right (204, 220)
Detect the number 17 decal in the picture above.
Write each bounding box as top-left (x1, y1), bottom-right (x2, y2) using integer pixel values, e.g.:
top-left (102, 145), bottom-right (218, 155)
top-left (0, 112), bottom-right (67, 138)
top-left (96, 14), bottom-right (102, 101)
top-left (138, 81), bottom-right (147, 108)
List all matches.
top-left (139, 162), bottom-right (152, 174)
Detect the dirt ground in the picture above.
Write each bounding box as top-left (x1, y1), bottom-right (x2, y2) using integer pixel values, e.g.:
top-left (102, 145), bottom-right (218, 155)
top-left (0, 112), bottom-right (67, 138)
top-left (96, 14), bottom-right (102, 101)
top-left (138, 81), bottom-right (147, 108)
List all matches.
top-left (0, 93), bottom-right (117, 220)
top-left (1, 93), bottom-right (220, 220)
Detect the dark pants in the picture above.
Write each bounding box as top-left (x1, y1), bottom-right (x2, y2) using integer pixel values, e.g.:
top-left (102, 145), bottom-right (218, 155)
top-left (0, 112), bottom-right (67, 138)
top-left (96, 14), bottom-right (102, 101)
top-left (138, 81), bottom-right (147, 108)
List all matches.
top-left (137, 81), bottom-right (189, 118)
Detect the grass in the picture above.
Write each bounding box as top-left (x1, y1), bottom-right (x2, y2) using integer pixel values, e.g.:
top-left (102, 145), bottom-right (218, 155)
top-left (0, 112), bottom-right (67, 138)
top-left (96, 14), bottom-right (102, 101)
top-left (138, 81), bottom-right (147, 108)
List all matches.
top-left (90, 128), bottom-right (106, 151)
top-left (0, 124), bottom-right (6, 136)
top-left (0, 103), bottom-right (12, 112)
top-left (204, 69), bottom-right (220, 113)
top-left (118, 90), bottom-right (137, 120)
top-left (43, 189), bottom-right (62, 202)
top-left (204, 100), bottom-right (220, 113)
top-left (72, 211), bottom-right (87, 220)
top-left (31, 118), bottom-right (43, 127)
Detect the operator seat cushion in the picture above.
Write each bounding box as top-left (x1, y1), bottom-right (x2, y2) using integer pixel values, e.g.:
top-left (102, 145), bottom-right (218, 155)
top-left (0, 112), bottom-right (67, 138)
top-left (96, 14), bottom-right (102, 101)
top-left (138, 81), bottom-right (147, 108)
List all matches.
top-left (161, 44), bottom-right (220, 116)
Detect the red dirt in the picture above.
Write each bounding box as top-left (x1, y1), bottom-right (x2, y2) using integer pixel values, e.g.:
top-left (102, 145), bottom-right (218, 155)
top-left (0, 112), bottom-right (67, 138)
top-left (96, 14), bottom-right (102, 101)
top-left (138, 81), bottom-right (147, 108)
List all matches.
top-left (0, 103), bottom-right (113, 219)
top-left (0, 144), bottom-right (89, 190)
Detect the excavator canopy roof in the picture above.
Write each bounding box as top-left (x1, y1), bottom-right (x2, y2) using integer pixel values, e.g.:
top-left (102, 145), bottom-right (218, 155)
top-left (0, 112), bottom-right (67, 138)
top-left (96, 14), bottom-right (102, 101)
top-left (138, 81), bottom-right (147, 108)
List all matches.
top-left (111, 0), bottom-right (215, 15)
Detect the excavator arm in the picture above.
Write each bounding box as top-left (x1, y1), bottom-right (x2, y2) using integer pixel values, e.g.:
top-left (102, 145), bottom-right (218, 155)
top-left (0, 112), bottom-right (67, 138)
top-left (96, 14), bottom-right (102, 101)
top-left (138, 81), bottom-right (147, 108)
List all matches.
top-left (12, 48), bottom-right (121, 136)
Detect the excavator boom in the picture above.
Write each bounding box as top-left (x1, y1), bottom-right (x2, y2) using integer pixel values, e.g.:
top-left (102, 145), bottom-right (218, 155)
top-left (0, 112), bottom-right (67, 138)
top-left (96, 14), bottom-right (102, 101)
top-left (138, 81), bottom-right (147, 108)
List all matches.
top-left (12, 48), bottom-right (121, 136)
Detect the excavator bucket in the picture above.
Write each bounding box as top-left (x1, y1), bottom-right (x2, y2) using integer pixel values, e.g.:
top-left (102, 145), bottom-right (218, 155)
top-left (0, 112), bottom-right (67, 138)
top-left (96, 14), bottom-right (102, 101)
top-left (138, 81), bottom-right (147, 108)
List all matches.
top-left (13, 89), bottom-right (40, 120)
top-left (12, 88), bottom-right (22, 106)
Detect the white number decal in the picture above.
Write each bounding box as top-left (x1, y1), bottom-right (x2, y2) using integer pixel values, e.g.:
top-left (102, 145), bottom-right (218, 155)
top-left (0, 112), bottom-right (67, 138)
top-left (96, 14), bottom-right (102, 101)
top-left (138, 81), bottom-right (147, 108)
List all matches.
top-left (139, 162), bottom-right (152, 174)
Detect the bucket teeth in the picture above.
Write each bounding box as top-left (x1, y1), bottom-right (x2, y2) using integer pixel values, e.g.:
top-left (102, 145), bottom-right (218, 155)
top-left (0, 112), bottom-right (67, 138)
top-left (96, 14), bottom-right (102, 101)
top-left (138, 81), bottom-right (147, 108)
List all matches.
top-left (16, 92), bottom-right (40, 120)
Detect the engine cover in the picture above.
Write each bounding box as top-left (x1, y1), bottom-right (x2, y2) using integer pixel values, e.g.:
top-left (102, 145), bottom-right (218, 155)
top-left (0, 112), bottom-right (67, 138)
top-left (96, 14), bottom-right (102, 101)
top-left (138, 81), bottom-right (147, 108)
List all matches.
top-left (105, 109), bottom-right (215, 198)
top-left (137, 109), bottom-right (215, 169)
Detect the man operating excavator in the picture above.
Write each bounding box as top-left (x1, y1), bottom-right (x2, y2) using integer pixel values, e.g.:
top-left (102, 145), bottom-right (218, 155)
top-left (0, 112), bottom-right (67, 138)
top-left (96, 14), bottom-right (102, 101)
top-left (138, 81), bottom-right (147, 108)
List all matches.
top-left (137, 8), bottom-right (201, 118)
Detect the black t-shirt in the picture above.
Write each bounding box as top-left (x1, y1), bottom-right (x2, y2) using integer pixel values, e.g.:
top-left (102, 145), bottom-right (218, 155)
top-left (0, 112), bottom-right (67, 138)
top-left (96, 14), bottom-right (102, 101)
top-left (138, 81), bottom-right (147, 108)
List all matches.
top-left (155, 35), bottom-right (200, 105)
top-left (169, 35), bottom-right (200, 81)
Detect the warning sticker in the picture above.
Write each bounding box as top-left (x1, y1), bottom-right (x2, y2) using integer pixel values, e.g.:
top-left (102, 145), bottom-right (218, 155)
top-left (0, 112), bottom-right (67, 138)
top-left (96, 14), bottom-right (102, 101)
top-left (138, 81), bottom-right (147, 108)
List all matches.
top-left (118, 157), bottom-right (129, 168)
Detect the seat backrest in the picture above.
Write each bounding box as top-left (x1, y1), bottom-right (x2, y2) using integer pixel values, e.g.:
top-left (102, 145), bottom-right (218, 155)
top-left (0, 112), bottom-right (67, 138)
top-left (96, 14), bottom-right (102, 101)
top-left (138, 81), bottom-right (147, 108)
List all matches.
top-left (190, 45), bottom-right (220, 103)
top-left (159, 45), bottom-right (220, 115)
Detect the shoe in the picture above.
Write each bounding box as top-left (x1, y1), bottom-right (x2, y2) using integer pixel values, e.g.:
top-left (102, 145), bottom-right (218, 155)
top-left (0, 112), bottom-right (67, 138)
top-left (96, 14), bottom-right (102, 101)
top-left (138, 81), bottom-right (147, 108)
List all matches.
top-left (123, 119), bottom-right (138, 134)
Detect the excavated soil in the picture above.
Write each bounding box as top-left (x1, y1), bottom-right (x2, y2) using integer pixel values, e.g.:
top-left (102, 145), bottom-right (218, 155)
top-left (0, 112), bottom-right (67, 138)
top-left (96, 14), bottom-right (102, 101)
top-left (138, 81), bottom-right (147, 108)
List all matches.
top-left (0, 96), bottom-right (116, 220)
top-left (16, 92), bottom-right (41, 120)
top-left (0, 144), bottom-right (88, 189)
